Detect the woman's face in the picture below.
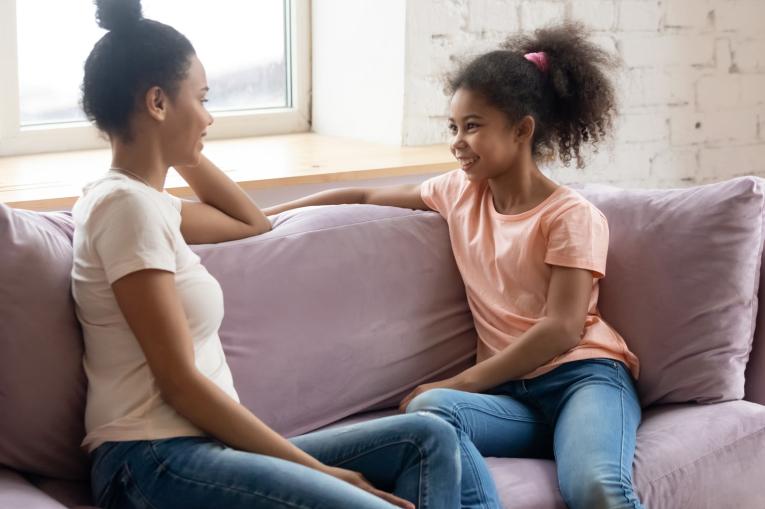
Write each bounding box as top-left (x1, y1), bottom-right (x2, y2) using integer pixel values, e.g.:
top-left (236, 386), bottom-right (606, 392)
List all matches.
top-left (161, 55), bottom-right (214, 167)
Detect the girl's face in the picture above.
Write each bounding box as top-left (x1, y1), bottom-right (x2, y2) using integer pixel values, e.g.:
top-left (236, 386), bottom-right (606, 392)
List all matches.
top-left (448, 88), bottom-right (525, 182)
top-left (160, 55), bottom-right (214, 167)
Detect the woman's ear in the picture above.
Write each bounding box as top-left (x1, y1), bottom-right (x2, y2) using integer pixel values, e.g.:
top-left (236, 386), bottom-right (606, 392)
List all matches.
top-left (144, 86), bottom-right (167, 122)
top-left (516, 115), bottom-right (536, 143)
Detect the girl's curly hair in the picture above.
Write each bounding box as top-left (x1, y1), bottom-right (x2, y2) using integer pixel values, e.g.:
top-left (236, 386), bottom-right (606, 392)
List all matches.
top-left (448, 22), bottom-right (619, 168)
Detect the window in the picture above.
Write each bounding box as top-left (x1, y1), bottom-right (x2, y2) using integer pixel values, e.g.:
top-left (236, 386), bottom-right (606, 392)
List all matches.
top-left (0, 0), bottom-right (310, 157)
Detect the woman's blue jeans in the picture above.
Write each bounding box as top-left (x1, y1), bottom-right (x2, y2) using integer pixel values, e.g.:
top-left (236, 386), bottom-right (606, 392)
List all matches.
top-left (407, 358), bottom-right (645, 509)
top-left (90, 413), bottom-right (461, 509)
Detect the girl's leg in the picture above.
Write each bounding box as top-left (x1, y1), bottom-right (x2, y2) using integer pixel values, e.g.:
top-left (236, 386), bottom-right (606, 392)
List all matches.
top-left (290, 412), bottom-right (460, 509)
top-left (90, 436), bottom-right (398, 509)
top-left (406, 387), bottom-right (553, 509)
top-left (549, 360), bottom-right (644, 509)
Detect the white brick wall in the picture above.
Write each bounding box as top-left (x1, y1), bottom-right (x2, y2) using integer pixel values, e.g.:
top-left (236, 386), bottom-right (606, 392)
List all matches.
top-left (401, 0), bottom-right (765, 187)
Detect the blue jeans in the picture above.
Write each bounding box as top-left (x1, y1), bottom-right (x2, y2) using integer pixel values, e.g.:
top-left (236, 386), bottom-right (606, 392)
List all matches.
top-left (90, 413), bottom-right (461, 509)
top-left (407, 358), bottom-right (645, 509)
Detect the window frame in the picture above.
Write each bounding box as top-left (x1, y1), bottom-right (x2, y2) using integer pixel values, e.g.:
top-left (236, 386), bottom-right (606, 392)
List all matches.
top-left (0, 0), bottom-right (310, 157)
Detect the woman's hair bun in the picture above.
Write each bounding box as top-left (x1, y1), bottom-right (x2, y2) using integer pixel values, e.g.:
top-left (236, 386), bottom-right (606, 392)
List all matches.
top-left (95, 0), bottom-right (143, 32)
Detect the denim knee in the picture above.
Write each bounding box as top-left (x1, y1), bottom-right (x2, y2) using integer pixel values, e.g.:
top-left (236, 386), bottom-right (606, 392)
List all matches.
top-left (403, 411), bottom-right (458, 447)
top-left (405, 389), bottom-right (462, 426)
top-left (560, 469), bottom-right (640, 509)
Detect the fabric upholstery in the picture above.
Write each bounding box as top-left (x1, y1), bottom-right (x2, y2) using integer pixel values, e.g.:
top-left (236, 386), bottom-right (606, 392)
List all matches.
top-left (193, 204), bottom-right (477, 437)
top-left (578, 177), bottom-right (764, 405)
top-left (0, 206), bottom-right (88, 479)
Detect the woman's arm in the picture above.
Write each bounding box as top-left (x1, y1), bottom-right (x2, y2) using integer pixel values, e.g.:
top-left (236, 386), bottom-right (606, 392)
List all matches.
top-left (400, 266), bottom-right (593, 409)
top-left (262, 184), bottom-right (429, 216)
top-left (112, 269), bottom-right (413, 509)
top-left (174, 155), bottom-right (272, 244)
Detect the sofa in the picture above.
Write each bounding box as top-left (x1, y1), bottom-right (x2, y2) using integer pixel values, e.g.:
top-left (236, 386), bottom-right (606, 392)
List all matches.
top-left (1, 176), bottom-right (765, 509)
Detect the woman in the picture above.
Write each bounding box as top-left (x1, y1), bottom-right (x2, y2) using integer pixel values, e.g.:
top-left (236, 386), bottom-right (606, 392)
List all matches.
top-left (71, 1), bottom-right (461, 508)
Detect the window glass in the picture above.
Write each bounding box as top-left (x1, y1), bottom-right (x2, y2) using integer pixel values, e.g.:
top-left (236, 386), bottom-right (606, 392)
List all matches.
top-left (16, 0), bottom-right (288, 127)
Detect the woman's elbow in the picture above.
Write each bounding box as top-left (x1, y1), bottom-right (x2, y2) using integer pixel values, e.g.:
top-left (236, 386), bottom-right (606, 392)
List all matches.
top-left (156, 369), bottom-right (201, 409)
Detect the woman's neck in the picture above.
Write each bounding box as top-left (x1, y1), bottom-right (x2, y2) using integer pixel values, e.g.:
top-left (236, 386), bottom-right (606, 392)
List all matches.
top-left (110, 136), bottom-right (168, 191)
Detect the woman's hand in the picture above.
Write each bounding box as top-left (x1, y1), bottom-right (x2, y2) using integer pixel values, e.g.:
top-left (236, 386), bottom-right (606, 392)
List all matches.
top-left (320, 465), bottom-right (415, 509)
top-left (398, 377), bottom-right (472, 413)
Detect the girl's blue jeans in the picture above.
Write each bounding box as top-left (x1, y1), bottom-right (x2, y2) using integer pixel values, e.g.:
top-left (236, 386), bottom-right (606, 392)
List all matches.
top-left (90, 413), bottom-right (461, 509)
top-left (407, 358), bottom-right (645, 509)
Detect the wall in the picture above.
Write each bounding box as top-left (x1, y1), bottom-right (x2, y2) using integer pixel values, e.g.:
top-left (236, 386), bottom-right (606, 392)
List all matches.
top-left (311, 0), bottom-right (407, 145)
top-left (313, 0), bottom-right (765, 188)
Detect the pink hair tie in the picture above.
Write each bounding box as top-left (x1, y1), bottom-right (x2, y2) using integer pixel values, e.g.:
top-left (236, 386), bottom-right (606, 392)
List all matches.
top-left (524, 52), bottom-right (549, 73)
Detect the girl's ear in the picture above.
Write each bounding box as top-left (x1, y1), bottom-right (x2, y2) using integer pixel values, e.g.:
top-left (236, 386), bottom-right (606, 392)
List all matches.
top-left (144, 86), bottom-right (167, 122)
top-left (516, 115), bottom-right (536, 143)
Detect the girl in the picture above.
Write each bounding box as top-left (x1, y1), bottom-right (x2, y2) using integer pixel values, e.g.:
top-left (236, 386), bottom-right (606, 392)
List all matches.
top-left (71, 1), bottom-right (461, 508)
top-left (265, 23), bottom-right (644, 509)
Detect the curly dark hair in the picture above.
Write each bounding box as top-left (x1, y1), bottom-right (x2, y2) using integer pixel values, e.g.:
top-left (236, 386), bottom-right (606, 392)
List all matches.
top-left (448, 22), bottom-right (619, 169)
top-left (81, 0), bottom-right (196, 141)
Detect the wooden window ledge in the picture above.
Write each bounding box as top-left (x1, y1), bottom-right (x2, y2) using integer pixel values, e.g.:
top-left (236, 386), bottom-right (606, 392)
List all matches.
top-left (0, 133), bottom-right (454, 211)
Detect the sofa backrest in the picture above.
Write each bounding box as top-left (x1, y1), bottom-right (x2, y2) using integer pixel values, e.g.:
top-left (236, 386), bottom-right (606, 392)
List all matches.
top-left (193, 205), bottom-right (478, 437)
top-left (745, 230), bottom-right (765, 406)
top-left (578, 177), bottom-right (765, 407)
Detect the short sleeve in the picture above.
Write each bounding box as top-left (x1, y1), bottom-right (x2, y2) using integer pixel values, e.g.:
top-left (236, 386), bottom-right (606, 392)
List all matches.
top-left (544, 202), bottom-right (609, 278)
top-left (420, 170), bottom-right (467, 217)
top-left (90, 190), bottom-right (177, 284)
top-left (164, 191), bottom-right (183, 213)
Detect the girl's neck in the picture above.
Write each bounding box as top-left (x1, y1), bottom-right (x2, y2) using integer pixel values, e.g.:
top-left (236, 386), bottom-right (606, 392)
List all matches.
top-left (110, 136), bottom-right (168, 192)
top-left (488, 154), bottom-right (558, 215)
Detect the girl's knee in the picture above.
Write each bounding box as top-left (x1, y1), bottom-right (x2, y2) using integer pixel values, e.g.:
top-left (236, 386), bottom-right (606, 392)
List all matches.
top-left (405, 388), bottom-right (458, 415)
top-left (560, 470), bottom-right (641, 509)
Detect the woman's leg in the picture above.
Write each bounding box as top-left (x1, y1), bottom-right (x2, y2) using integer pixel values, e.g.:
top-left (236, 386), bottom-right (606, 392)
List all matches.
top-left (90, 436), bottom-right (399, 509)
top-left (547, 360), bottom-right (644, 509)
top-left (406, 387), bottom-right (553, 509)
top-left (290, 412), bottom-right (460, 509)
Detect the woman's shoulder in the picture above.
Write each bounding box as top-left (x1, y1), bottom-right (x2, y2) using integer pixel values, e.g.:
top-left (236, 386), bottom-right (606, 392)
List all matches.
top-left (76, 174), bottom-right (169, 218)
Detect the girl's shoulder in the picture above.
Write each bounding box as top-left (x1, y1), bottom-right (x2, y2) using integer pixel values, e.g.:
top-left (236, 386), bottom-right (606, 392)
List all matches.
top-left (539, 186), bottom-right (609, 235)
top-left (547, 186), bottom-right (606, 218)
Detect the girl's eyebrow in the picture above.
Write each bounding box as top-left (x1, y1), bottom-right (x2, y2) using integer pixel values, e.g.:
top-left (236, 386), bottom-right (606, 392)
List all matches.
top-left (448, 114), bottom-right (484, 122)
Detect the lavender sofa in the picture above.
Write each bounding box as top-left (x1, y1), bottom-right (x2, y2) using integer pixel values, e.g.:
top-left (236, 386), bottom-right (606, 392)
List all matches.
top-left (2, 177), bottom-right (765, 509)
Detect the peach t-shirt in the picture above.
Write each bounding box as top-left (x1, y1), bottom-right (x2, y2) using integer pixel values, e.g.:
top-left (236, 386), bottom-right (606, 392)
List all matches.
top-left (421, 169), bottom-right (639, 380)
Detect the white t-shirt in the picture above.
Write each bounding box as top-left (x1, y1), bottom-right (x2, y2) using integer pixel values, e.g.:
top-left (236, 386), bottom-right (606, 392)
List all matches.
top-left (71, 170), bottom-right (239, 452)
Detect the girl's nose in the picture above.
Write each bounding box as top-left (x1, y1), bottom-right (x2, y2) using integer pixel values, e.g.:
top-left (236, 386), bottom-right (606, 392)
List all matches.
top-left (451, 133), bottom-right (467, 151)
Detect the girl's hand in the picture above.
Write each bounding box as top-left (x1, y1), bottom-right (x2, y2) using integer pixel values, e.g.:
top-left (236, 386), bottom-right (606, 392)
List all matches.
top-left (398, 377), bottom-right (470, 413)
top-left (320, 465), bottom-right (415, 509)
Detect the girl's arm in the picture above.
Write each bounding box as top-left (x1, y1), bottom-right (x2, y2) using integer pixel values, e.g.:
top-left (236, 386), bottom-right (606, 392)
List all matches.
top-left (262, 184), bottom-right (429, 216)
top-left (400, 266), bottom-right (593, 409)
top-left (174, 155), bottom-right (272, 244)
top-left (112, 269), bottom-right (413, 509)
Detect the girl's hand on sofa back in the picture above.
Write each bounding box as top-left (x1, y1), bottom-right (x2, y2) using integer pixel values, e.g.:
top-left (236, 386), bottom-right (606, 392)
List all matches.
top-left (262, 184), bottom-right (430, 216)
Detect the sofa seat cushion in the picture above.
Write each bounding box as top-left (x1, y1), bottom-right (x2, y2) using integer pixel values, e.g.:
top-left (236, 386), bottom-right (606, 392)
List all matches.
top-left (0, 468), bottom-right (68, 509)
top-left (328, 401), bottom-right (765, 509)
top-left (578, 178), bottom-right (765, 406)
top-left (633, 401), bottom-right (765, 508)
